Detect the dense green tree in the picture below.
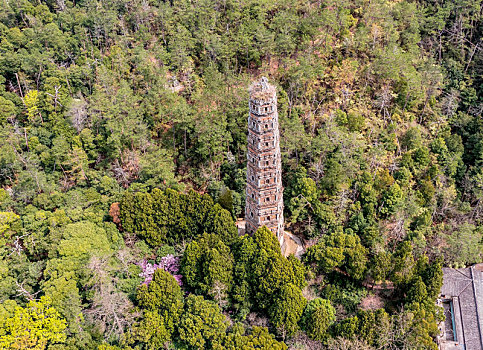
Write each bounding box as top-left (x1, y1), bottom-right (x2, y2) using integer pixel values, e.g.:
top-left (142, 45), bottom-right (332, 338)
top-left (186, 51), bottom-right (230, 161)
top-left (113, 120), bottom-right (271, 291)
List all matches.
top-left (268, 283), bottom-right (306, 338)
top-left (181, 233), bottom-right (234, 305)
top-left (216, 326), bottom-right (287, 350)
top-left (128, 310), bottom-right (170, 350)
top-left (420, 258), bottom-right (444, 300)
top-left (380, 183), bottom-right (404, 217)
top-left (333, 309), bottom-right (389, 346)
top-left (333, 316), bottom-right (360, 340)
top-left (390, 241), bottom-right (416, 285)
top-left (178, 294), bottom-right (228, 349)
top-left (136, 269), bottom-right (183, 335)
top-left (304, 230), bottom-right (368, 280)
top-left (120, 189), bottom-right (237, 246)
top-left (249, 227), bottom-right (307, 310)
top-left (357, 310), bottom-right (390, 345)
top-left (204, 204), bottom-right (238, 245)
top-left (368, 251), bottom-right (391, 285)
top-left (300, 298), bottom-right (335, 341)
top-left (406, 276), bottom-right (428, 304)
top-left (0, 96), bottom-right (16, 124)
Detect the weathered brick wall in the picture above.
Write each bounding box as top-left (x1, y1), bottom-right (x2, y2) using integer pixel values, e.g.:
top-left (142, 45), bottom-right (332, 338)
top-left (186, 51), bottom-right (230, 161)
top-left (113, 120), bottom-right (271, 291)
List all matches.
top-left (245, 77), bottom-right (284, 243)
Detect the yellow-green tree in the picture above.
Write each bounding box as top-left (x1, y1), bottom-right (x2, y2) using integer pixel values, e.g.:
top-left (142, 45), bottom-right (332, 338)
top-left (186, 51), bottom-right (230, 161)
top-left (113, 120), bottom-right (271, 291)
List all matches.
top-left (0, 296), bottom-right (67, 349)
top-left (24, 90), bottom-right (40, 123)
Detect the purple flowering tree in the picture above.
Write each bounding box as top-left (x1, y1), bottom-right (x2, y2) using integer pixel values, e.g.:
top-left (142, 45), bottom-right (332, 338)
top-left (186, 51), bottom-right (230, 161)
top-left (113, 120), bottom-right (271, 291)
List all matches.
top-left (139, 254), bottom-right (182, 286)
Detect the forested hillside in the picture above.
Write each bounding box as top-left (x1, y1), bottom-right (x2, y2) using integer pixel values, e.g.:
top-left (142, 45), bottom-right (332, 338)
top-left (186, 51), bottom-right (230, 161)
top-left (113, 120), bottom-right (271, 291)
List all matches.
top-left (0, 0), bottom-right (482, 349)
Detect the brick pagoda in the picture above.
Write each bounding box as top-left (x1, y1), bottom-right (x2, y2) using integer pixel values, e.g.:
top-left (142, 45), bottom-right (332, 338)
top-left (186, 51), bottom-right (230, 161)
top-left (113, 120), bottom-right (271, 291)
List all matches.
top-left (245, 77), bottom-right (284, 243)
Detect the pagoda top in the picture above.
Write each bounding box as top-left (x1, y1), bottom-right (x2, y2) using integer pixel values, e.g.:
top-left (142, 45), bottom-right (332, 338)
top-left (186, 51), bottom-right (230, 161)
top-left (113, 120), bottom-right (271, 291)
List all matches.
top-left (249, 76), bottom-right (276, 102)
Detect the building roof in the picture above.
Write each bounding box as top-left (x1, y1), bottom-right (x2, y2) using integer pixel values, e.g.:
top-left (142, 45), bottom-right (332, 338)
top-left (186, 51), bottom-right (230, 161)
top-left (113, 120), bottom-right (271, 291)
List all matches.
top-left (439, 264), bottom-right (483, 350)
top-left (249, 76), bottom-right (276, 101)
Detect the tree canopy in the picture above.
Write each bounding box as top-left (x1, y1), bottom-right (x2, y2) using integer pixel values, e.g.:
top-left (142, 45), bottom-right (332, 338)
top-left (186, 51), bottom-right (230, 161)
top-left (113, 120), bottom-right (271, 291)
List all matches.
top-left (1, 0), bottom-right (482, 347)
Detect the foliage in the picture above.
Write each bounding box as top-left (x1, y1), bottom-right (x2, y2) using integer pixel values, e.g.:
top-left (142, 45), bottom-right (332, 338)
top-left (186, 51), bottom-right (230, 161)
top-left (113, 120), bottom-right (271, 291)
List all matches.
top-left (300, 298), bottom-right (335, 342)
top-left (217, 326), bottom-right (287, 350)
top-left (178, 294), bottom-right (228, 349)
top-left (232, 227), bottom-right (306, 312)
top-left (304, 230), bottom-right (368, 280)
top-left (333, 309), bottom-right (389, 346)
top-left (120, 189), bottom-right (237, 246)
top-left (1, 0), bottom-right (482, 347)
top-left (443, 223), bottom-right (482, 267)
top-left (268, 283), bottom-right (307, 338)
top-left (320, 278), bottom-right (368, 314)
top-left (285, 167), bottom-right (337, 237)
top-left (128, 310), bottom-right (170, 350)
top-left (0, 296), bottom-right (67, 349)
top-left (181, 233), bottom-right (234, 305)
top-left (138, 254), bottom-right (182, 286)
top-left (136, 269), bottom-right (183, 335)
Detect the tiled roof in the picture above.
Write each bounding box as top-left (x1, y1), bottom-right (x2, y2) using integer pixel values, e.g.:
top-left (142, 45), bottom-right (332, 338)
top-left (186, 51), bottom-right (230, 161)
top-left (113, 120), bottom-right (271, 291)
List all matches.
top-left (440, 265), bottom-right (483, 350)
